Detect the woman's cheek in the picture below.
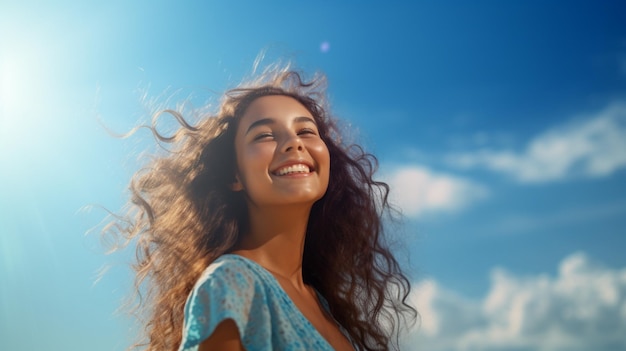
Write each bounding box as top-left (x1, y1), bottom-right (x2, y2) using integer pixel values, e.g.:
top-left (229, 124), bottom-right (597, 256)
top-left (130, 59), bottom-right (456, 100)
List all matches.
top-left (245, 143), bottom-right (271, 159)
top-left (312, 141), bottom-right (330, 161)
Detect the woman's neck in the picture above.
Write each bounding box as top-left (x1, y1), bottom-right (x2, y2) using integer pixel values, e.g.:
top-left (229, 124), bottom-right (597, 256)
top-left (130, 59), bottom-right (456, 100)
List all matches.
top-left (232, 204), bottom-right (311, 290)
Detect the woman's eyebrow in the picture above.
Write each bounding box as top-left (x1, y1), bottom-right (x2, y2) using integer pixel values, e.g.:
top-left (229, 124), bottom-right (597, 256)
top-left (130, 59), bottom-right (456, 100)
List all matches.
top-left (293, 116), bottom-right (316, 125)
top-left (245, 116), bottom-right (316, 135)
top-left (245, 118), bottom-right (275, 135)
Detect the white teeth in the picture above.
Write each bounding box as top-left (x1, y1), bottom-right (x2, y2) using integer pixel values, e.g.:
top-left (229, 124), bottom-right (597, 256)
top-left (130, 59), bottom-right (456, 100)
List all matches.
top-left (275, 164), bottom-right (311, 176)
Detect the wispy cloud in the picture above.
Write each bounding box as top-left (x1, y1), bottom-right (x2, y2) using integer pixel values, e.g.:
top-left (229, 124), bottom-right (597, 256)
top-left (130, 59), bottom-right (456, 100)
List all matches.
top-left (405, 252), bottom-right (626, 351)
top-left (384, 165), bottom-right (487, 218)
top-left (447, 103), bottom-right (626, 182)
top-left (479, 200), bottom-right (626, 236)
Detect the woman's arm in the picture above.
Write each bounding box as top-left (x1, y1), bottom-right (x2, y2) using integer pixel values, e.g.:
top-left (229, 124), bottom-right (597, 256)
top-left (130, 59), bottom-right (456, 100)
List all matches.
top-left (198, 319), bottom-right (246, 351)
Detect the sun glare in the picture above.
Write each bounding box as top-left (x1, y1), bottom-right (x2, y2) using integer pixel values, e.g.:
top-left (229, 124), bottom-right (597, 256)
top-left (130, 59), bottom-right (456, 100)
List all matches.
top-left (0, 31), bottom-right (67, 170)
top-left (0, 53), bottom-right (32, 119)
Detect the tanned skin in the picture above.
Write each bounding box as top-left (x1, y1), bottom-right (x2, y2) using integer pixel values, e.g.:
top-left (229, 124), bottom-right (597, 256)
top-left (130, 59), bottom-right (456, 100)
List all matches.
top-left (199, 96), bottom-right (353, 351)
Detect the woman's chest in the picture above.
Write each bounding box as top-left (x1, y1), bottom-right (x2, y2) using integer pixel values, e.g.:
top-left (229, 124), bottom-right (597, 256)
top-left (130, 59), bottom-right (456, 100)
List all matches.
top-left (276, 283), bottom-right (354, 351)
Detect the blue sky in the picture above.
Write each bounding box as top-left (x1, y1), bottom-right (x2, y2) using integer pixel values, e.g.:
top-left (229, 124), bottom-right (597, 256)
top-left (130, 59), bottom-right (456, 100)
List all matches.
top-left (1, 1), bottom-right (625, 350)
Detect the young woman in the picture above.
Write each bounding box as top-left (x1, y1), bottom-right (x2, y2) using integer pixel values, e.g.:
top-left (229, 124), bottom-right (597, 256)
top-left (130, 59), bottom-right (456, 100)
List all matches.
top-left (109, 66), bottom-right (416, 351)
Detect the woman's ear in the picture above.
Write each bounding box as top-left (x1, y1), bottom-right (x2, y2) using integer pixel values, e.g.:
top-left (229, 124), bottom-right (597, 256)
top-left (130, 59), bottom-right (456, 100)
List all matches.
top-left (230, 175), bottom-right (244, 191)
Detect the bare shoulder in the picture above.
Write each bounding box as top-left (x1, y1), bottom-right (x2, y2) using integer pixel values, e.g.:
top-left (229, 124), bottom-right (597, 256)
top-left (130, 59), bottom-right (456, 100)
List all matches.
top-left (198, 319), bottom-right (245, 351)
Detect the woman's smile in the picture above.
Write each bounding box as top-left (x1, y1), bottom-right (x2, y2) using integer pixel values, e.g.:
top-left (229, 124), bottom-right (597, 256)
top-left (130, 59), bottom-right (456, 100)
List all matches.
top-left (272, 161), bottom-right (314, 176)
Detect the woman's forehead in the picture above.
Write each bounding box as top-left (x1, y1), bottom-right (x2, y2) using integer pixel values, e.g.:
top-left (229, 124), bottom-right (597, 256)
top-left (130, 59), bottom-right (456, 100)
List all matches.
top-left (238, 95), bottom-right (315, 127)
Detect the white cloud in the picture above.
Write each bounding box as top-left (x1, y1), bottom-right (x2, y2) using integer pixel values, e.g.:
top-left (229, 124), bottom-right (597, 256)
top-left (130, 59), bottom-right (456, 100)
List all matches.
top-left (404, 252), bottom-right (626, 351)
top-left (447, 103), bottom-right (626, 182)
top-left (384, 166), bottom-right (487, 218)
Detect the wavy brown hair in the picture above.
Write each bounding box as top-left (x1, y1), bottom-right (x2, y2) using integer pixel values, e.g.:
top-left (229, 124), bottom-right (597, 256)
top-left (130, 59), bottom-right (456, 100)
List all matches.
top-left (106, 66), bottom-right (416, 351)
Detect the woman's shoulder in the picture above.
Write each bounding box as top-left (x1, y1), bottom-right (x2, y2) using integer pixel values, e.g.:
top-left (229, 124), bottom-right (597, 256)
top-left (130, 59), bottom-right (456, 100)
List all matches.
top-left (192, 254), bottom-right (270, 296)
top-left (199, 254), bottom-right (257, 276)
top-left (181, 254), bottom-right (275, 351)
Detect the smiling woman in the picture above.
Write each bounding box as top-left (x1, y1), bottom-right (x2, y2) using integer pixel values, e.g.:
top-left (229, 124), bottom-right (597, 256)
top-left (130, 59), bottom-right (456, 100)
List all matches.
top-left (232, 95), bottom-right (331, 206)
top-left (105, 65), bottom-right (416, 351)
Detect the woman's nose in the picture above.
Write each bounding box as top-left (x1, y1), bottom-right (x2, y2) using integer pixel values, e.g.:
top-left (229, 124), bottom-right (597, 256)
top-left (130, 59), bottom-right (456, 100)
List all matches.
top-left (283, 134), bottom-right (304, 153)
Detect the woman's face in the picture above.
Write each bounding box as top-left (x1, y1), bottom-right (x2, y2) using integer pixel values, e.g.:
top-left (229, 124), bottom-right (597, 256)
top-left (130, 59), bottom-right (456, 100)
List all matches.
top-left (233, 95), bottom-right (330, 208)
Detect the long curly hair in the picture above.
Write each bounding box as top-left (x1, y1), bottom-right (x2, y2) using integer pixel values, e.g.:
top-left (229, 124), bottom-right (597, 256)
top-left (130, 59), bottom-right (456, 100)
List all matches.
top-left (107, 66), bottom-right (416, 351)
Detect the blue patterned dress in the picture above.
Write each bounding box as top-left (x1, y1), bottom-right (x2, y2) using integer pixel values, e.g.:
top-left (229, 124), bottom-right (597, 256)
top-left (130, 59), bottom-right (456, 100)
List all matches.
top-left (178, 254), bottom-right (351, 351)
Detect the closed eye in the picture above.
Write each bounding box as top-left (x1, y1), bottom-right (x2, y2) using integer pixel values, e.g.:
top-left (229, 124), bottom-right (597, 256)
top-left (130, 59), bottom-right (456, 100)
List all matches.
top-left (297, 128), bottom-right (318, 136)
top-left (253, 132), bottom-right (274, 141)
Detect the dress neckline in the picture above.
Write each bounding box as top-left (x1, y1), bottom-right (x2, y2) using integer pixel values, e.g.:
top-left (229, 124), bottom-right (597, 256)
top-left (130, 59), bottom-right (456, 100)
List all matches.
top-left (218, 253), bottom-right (353, 350)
